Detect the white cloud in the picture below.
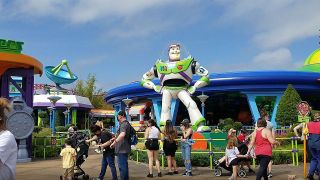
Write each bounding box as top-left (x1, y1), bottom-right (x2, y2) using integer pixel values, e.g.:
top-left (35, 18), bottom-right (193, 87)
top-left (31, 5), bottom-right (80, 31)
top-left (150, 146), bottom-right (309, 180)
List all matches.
top-left (68, 0), bottom-right (173, 24)
top-left (252, 48), bottom-right (291, 67)
top-left (218, 0), bottom-right (320, 49)
top-left (0, 0), bottom-right (200, 38)
top-left (210, 48), bottom-right (300, 72)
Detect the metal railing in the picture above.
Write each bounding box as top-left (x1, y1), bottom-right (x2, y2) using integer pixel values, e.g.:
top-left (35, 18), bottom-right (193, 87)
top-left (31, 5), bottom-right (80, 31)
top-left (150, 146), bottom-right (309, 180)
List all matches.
top-left (132, 135), bottom-right (301, 169)
top-left (32, 136), bottom-right (65, 160)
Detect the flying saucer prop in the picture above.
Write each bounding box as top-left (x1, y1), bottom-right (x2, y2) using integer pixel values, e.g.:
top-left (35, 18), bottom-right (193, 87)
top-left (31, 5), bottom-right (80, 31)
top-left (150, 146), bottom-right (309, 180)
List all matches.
top-left (45, 59), bottom-right (78, 89)
top-left (299, 48), bottom-right (320, 72)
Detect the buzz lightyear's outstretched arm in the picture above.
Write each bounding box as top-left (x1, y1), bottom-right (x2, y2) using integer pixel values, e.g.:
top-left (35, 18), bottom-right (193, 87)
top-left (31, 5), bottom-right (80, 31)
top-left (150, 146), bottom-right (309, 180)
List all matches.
top-left (141, 66), bottom-right (161, 93)
top-left (188, 61), bottom-right (209, 94)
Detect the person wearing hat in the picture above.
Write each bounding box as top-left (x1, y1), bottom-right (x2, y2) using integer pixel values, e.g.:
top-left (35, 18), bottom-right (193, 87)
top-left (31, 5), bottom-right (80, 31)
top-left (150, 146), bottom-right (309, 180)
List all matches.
top-left (306, 112), bottom-right (320, 180)
top-left (0, 98), bottom-right (17, 180)
top-left (180, 119), bottom-right (193, 176)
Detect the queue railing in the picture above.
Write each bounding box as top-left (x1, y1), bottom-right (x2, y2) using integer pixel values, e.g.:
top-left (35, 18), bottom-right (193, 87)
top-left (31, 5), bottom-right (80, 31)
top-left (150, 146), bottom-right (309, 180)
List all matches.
top-left (133, 134), bottom-right (301, 169)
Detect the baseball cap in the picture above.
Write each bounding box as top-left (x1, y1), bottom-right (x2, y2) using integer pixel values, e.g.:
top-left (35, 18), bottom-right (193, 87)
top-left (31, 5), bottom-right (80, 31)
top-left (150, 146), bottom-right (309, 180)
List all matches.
top-left (181, 119), bottom-right (190, 126)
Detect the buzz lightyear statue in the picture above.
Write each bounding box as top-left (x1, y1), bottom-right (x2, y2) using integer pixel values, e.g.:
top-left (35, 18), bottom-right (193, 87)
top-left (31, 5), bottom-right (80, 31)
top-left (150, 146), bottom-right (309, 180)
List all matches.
top-left (141, 43), bottom-right (210, 131)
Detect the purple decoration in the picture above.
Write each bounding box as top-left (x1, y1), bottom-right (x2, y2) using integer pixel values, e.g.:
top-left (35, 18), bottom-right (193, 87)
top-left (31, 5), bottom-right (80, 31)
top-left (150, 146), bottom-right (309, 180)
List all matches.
top-left (179, 71), bottom-right (192, 83)
top-left (0, 68), bottom-right (34, 158)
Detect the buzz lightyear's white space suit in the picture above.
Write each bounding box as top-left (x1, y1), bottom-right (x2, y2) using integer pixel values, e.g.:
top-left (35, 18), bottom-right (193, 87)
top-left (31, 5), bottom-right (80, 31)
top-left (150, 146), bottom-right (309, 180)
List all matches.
top-left (141, 44), bottom-right (209, 131)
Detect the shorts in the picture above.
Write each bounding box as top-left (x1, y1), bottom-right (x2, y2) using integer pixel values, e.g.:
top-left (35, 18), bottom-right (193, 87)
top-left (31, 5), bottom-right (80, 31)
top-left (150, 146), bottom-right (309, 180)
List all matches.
top-left (145, 139), bottom-right (159, 150)
top-left (229, 158), bottom-right (239, 166)
top-left (63, 166), bottom-right (74, 178)
top-left (163, 140), bottom-right (177, 157)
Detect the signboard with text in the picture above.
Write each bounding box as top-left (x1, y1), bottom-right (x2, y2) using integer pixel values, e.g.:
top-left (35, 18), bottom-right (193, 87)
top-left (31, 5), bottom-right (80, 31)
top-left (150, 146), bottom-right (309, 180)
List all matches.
top-left (0, 39), bottom-right (24, 54)
top-left (297, 101), bottom-right (311, 123)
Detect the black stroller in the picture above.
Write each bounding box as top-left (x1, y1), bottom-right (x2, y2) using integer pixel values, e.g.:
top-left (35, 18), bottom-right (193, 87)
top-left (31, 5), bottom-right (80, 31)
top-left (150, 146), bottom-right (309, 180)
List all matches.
top-left (60, 132), bottom-right (90, 180)
top-left (213, 142), bottom-right (252, 178)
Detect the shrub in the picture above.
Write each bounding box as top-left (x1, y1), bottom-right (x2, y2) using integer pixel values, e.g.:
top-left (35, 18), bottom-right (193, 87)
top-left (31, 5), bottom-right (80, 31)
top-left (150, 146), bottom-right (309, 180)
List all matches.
top-left (218, 118), bottom-right (243, 132)
top-left (38, 111), bottom-right (48, 118)
top-left (33, 128), bottom-right (52, 137)
top-left (32, 145), bottom-right (61, 158)
top-left (56, 126), bottom-right (68, 132)
top-left (33, 126), bottom-right (42, 134)
top-left (42, 117), bottom-right (50, 128)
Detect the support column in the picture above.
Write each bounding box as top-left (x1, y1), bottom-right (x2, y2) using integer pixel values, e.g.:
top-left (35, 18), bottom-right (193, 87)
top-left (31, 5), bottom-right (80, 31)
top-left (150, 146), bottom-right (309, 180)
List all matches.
top-left (113, 102), bottom-right (124, 133)
top-left (1, 72), bottom-right (9, 98)
top-left (243, 91), bottom-right (283, 127)
top-left (151, 97), bottom-right (180, 126)
top-left (72, 109), bottom-right (77, 125)
top-left (37, 110), bottom-right (42, 127)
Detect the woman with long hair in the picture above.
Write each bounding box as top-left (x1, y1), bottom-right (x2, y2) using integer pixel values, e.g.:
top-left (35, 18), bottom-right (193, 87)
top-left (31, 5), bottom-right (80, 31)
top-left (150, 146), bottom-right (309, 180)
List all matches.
top-left (163, 120), bottom-right (178, 175)
top-left (180, 119), bottom-right (193, 176)
top-left (247, 118), bottom-right (279, 180)
top-left (0, 97), bottom-right (17, 180)
top-left (144, 119), bottom-right (161, 177)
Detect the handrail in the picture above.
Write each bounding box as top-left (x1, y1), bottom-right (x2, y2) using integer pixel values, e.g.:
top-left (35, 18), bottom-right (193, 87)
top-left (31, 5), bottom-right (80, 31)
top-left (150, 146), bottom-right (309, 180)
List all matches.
top-left (132, 136), bottom-right (300, 169)
top-left (32, 135), bottom-right (301, 168)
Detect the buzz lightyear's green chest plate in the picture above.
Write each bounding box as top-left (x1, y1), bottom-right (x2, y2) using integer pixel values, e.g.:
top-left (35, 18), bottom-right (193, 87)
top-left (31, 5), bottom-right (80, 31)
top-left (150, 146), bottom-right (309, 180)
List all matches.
top-left (156, 58), bottom-right (193, 74)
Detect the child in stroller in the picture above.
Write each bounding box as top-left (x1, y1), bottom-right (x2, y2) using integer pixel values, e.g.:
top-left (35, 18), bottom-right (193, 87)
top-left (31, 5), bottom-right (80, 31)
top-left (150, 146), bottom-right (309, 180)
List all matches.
top-left (60, 131), bottom-right (90, 180)
top-left (213, 137), bottom-right (253, 179)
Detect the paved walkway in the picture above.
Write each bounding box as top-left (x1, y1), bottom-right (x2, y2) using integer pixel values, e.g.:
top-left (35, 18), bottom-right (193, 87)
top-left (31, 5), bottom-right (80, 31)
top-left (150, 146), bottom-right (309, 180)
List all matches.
top-left (16, 149), bottom-right (308, 180)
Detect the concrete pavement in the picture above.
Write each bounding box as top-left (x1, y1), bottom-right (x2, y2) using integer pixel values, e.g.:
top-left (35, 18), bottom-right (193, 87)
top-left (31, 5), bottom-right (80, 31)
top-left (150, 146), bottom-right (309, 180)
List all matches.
top-left (16, 149), bottom-right (308, 180)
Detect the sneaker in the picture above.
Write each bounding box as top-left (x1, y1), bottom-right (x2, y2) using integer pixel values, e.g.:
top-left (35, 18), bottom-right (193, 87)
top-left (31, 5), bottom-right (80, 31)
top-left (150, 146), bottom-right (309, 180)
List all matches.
top-left (173, 171), bottom-right (179, 174)
top-left (227, 176), bottom-right (233, 180)
top-left (182, 172), bottom-right (187, 176)
top-left (268, 172), bottom-right (273, 178)
top-left (183, 172), bottom-right (192, 176)
top-left (307, 174), bottom-right (314, 180)
top-left (147, 174), bottom-right (153, 178)
top-left (158, 172), bottom-right (162, 177)
top-left (213, 160), bottom-right (219, 166)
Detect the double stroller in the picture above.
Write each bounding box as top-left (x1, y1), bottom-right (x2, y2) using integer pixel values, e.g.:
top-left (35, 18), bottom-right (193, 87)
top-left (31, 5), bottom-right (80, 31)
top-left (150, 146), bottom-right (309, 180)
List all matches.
top-left (213, 142), bottom-right (253, 178)
top-left (60, 131), bottom-right (90, 180)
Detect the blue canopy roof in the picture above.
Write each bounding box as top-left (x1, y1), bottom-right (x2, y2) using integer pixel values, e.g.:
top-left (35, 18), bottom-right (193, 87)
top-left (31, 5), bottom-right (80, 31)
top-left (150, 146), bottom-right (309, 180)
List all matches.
top-left (105, 71), bottom-right (320, 104)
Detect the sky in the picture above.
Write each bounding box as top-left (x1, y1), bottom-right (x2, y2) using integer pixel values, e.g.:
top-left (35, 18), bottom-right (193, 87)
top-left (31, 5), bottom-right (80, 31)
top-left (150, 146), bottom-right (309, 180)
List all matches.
top-left (1, 0), bottom-right (320, 91)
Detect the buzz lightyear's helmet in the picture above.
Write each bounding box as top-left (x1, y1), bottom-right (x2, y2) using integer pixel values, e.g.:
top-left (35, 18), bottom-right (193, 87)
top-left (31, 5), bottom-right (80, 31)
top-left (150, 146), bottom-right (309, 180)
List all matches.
top-left (166, 43), bottom-right (190, 62)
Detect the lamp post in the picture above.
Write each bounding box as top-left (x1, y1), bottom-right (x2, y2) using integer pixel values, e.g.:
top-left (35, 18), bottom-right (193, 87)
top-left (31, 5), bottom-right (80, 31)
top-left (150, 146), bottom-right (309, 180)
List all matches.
top-left (47, 106), bottom-right (53, 131)
top-left (64, 102), bottom-right (72, 126)
top-left (197, 92), bottom-right (209, 116)
top-left (122, 96), bottom-right (133, 121)
top-left (47, 96), bottom-right (61, 135)
top-left (63, 110), bottom-right (68, 127)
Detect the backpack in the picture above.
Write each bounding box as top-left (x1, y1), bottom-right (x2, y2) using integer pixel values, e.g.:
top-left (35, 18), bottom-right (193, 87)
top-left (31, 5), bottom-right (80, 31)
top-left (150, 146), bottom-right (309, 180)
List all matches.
top-left (125, 121), bottom-right (138, 145)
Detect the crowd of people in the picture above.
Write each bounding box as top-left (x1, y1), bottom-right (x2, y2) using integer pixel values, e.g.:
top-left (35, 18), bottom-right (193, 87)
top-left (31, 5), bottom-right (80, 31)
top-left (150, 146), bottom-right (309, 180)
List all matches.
top-left (0, 95), bottom-right (320, 180)
top-left (82, 108), bottom-right (281, 180)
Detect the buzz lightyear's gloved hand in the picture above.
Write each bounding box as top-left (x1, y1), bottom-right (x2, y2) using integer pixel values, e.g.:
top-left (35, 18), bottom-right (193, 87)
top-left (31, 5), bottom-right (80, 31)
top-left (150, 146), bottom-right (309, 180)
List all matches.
top-left (154, 85), bottom-right (161, 93)
top-left (187, 86), bottom-right (196, 94)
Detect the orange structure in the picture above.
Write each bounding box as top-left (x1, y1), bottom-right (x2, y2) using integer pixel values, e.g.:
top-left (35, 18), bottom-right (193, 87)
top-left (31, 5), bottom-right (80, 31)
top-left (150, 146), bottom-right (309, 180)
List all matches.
top-left (0, 52), bottom-right (42, 76)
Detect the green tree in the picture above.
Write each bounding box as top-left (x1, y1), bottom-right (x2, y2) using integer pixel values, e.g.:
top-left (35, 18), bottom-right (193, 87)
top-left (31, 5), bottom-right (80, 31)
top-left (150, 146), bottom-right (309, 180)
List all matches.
top-left (276, 84), bottom-right (302, 126)
top-left (74, 74), bottom-right (113, 109)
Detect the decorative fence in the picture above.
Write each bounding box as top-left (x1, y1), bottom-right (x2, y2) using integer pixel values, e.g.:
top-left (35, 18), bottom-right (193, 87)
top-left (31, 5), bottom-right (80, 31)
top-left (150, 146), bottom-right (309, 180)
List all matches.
top-left (32, 130), bottom-right (91, 159)
top-left (32, 130), bottom-right (301, 169)
top-left (132, 134), bottom-right (301, 169)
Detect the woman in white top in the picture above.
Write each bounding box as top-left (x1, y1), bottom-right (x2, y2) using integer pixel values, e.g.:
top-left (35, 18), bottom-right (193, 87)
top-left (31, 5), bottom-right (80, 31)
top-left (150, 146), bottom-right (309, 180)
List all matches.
top-left (144, 119), bottom-right (161, 178)
top-left (0, 98), bottom-right (17, 180)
